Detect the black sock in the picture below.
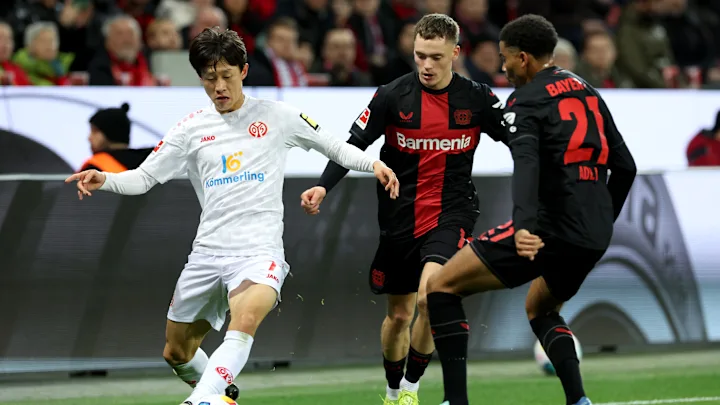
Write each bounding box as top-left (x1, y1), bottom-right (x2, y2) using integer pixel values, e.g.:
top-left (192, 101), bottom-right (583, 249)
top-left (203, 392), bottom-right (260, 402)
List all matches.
top-left (427, 292), bottom-right (469, 405)
top-left (530, 312), bottom-right (585, 405)
top-left (383, 356), bottom-right (406, 390)
top-left (404, 346), bottom-right (433, 383)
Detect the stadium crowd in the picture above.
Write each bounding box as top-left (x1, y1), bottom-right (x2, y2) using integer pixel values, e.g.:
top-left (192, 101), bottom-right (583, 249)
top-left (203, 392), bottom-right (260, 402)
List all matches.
top-left (1, 0), bottom-right (719, 88)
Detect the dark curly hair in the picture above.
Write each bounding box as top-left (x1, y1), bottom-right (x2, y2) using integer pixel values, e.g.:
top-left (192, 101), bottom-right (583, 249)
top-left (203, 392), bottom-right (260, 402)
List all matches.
top-left (499, 14), bottom-right (558, 59)
top-left (189, 27), bottom-right (248, 76)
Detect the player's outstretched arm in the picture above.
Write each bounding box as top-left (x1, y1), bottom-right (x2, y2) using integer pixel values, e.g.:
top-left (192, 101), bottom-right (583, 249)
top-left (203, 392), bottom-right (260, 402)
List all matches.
top-left (65, 168), bottom-right (159, 200)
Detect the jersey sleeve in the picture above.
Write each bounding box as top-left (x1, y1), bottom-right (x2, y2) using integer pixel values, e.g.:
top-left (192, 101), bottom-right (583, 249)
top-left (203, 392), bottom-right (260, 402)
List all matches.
top-left (318, 86), bottom-right (390, 192)
top-left (505, 96), bottom-right (543, 233)
top-left (476, 83), bottom-right (508, 145)
top-left (139, 124), bottom-right (189, 184)
top-left (282, 103), bottom-right (376, 173)
top-left (600, 97), bottom-right (637, 221)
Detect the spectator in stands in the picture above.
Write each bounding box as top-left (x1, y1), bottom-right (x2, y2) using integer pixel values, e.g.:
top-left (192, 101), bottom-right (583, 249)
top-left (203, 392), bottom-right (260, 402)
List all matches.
top-left (349, 0), bottom-right (395, 84)
top-left (12, 22), bottom-right (74, 85)
top-left (464, 37), bottom-right (504, 86)
top-left (0, 21), bottom-right (31, 85)
top-left (80, 102), bottom-right (153, 172)
top-left (615, 0), bottom-right (679, 88)
top-left (156, 0), bottom-right (214, 32)
top-left (391, 0), bottom-right (417, 20)
top-left (319, 27), bottom-right (371, 86)
top-left (662, 0), bottom-right (715, 87)
top-left (575, 29), bottom-right (633, 88)
top-left (181, 5), bottom-right (226, 48)
top-left (277, 0), bottom-right (333, 56)
top-left (553, 37), bottom-right (577, 71)
top-left (223, 0), bottom-right (263, 54)
top-left (246, 17), bottom-right (308, 87)
top-left (687, 111), bottom-right (720, 167)
top-left (383, 18), bottom-right (415, 84)
top-left (297, 38), bottom-right (316, 74)
top-left (331, 0), bottom-right (353, 29)
top-left (118, 0), bottom-right (157, 37)
top-left (87, 15), bottom-right (156, 86)
top-left (454, 0), bottom-right (499, 52)
top-left (517, 0), bottom-right (597, 51)
top-left (423, 0), bottom-right (451, 15)
top-left (146, 18), bottom-right (181, 51)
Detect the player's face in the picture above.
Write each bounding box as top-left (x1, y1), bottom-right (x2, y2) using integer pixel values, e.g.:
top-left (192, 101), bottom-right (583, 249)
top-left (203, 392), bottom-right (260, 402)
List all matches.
top-left (499, 41), bottom-right (529, 88)
top-left (200, 59), bottom-right (249, 113)
top-left (414, 35), bottom-right (459, 89)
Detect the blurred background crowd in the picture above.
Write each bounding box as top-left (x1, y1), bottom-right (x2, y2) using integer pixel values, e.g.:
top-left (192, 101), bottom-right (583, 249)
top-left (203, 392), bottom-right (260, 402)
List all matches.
top-left (1, 0), bottom-right (720, 89)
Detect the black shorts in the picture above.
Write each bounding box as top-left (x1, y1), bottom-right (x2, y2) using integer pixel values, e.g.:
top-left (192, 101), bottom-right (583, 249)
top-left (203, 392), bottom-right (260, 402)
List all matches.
top-left (370, 221), bottom-right (474, 295)
top-left (469, 221), bottom-right (606, 302)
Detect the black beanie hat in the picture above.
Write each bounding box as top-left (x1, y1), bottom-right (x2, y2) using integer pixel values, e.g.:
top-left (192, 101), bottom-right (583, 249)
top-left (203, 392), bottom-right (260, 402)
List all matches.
top-left (89, 103), bottom-right (131, 144)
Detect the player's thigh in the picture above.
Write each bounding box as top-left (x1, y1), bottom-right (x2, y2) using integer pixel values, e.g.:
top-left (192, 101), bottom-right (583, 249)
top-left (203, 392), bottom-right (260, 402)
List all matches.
top-left (370, 236), bottom-right (424, 295)
top-left (167, 252), bottom-right (227, 333)
top-left (418, 221), bottom-right (474, 302)
top-left (163, 319), bottom-right (213, 364)
top-left (223, 256), bottom-right (289, 334)
top-left (438, 224), bottom-right (541, 296)
top-left (540, 242), bottom-right (606, 303)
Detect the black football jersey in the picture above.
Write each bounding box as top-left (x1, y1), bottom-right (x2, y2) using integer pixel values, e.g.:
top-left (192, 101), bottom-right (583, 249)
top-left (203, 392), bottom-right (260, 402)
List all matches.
top-left (319, 72), bottom-right (507, 239)
top-left (505, 67), bottom-right (636, 250)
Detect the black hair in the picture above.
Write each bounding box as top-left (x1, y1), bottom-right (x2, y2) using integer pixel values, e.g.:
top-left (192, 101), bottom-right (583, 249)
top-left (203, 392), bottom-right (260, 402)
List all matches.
top-left (189, 27), bottom-right (247, 77)
top-left (499, 14), bottom-right (558, 59)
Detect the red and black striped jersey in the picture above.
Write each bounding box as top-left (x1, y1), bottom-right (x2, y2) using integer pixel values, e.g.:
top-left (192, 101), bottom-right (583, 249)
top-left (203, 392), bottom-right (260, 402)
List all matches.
top-left (318, 72), bottom-right (507, 240)
top-left (506, 67), bottom-right (636, 250)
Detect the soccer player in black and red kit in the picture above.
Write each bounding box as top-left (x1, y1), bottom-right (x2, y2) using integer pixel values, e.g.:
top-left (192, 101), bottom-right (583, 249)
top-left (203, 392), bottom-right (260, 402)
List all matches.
top-left (299, 14), bottom-right (507, 405)
top-left (424, 14), bottom-right (638, 405)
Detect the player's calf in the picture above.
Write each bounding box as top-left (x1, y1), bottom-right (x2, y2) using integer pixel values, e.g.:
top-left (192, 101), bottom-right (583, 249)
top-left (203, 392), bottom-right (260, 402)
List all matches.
top-left (164, 319), bottom-right (212, 388)
top-left (426, 292), bottom-right (469, 405)
top-left (185, 283), bottom-right (276, 403)
top-left (526, 278), bottom-right (586, 405)
top-left (382, 294), bottom-right (415, 402)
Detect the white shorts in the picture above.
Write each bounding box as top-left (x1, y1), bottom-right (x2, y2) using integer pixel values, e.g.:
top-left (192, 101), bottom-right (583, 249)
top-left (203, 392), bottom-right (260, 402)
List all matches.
top-left (167, 251), bottom-right (290, 331)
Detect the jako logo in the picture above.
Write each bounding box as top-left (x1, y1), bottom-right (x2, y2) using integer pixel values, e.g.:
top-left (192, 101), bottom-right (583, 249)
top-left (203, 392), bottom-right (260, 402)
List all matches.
top-left (201, 135), bottom-right (215, 143)
top-left (205, 152), bottom-right (266, 188)
top-left (396, 132), bottom-right (471, 151)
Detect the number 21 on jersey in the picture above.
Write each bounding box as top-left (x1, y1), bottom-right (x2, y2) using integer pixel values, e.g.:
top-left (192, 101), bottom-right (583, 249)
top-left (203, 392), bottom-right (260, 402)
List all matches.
top-left (559, 96), bottom-right (609, 181)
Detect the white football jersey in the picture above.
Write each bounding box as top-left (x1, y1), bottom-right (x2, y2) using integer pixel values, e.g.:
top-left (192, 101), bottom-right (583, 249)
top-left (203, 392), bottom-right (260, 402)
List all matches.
top-left (139, 96), bottom-right (374, 259)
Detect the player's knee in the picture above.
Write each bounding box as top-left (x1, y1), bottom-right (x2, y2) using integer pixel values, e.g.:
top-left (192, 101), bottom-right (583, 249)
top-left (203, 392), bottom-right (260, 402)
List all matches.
top-left (229, 311), bottom-right (261, 334)
top-left (162, 342), bottom-right (195, 366)
top-left (416, 293), bottom-right (429, 316)
top-left (426, 272), bottom-right (450, 295)
top-left (386, 310), bottom-right (413, 330)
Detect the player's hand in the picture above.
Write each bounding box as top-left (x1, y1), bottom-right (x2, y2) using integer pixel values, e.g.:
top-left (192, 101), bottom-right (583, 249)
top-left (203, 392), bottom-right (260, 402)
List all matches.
top-left (64, 169), bottom-right (106, 200)
top-left (373, 161), bottom-right (399, 199)
top-left (514, 229), bottom-right (544, 260)
top-left (300, 186), bottom-right (327, 215)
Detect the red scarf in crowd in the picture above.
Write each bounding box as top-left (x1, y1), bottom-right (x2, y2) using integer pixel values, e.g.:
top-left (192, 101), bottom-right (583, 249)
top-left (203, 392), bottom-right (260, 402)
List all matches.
top-left (266, 48), bottom-right (307, 87)
top-left (109, 52), bottom-right (156, 86)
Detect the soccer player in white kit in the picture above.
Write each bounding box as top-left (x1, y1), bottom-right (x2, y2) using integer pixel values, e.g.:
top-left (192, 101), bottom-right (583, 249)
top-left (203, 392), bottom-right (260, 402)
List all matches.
top-left (65, 27), bottom-right (400, 405)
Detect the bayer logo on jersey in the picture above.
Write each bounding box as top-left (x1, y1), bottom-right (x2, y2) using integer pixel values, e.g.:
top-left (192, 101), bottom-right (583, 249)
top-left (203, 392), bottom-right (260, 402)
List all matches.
top-left (204, 151), bottom-right (266, 188)
top-left (533, 335), bottom-right (583, 376)
top-left (198, 394), bottom-right (237, 405)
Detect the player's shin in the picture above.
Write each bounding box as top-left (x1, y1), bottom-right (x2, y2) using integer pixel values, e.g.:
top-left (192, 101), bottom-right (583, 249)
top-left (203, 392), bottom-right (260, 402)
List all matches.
top-left (171, 348), bottom-right (209, 388)
top-left (530, 312), bottom-right (585, 405)
top-left (192, 331), bottom-right (253, 398)
top-left (427, 292), bottom-right (470, 405)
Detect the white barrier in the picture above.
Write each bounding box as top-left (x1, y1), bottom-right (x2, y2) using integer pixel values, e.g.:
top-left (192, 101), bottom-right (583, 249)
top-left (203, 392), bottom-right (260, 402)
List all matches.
top-left (1, 86), bottom-right (718, 174)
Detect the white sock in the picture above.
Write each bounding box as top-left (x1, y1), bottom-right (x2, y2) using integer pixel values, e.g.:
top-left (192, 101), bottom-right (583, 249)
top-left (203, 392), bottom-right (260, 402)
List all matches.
top-left (386, 385), bottom-right (400, 400)
top-left (191, 331), bottom-right (254, 398)
top-left (399, 376), bottom-right (419, 392)
top-left (172, 348), bottom-right (209, 388)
